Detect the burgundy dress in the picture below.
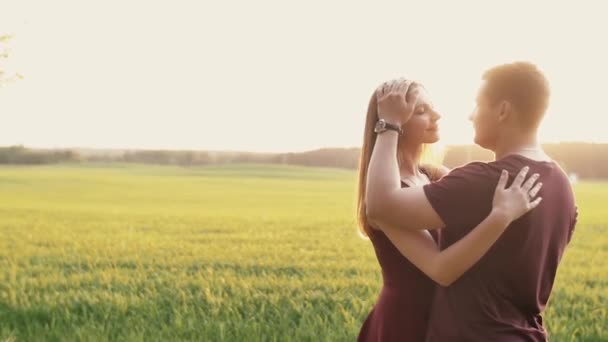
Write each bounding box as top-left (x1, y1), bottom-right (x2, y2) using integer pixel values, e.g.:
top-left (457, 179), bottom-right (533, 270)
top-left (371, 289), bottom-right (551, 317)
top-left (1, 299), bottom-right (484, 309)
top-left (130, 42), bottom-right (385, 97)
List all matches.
top-left (358, 180), bottom-right (439, 342)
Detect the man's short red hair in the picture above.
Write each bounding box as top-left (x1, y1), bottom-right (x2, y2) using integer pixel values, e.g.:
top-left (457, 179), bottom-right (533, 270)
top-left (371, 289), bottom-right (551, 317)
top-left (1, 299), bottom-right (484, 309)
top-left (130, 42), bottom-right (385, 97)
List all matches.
top-left (482, 62), bottom-right (550, 130)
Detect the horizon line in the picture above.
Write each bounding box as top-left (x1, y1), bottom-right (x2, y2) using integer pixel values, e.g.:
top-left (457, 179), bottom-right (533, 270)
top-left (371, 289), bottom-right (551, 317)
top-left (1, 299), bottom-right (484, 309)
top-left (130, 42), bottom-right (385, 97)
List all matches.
top-left (3, 141), bottom-right (608, 155)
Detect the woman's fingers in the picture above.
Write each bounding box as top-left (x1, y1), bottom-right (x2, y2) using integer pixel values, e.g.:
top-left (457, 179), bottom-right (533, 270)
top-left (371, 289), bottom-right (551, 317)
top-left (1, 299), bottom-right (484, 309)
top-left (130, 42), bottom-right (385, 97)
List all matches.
top-left (497, 169), bottom-right (508, 190)
top-left (378, 77), bottom-right (415, 100)
top-left (529, 182), bottom-right (543, 198)
top-left (521, 173), bottom-right (540, 192)
top-left (377, 79), bottom-right (397, 98)
top-left (396, 77), bottom-right (407, 88)
top-left (401, 80), bottom-right (414, 98)
top-left (375, 83), bottom-right (385, 99)
top-left (395, 79), bottom-right (418, 111)
top-left (528, 196), bottom-right (543, 209)
top-left (511, 166), bottom-right (530, 188)
top-left (395, 79), bottom-right (408, 95)
top-left (388, 79), bottom-right (399, 92)
top-left (410, 94), bottom-right (421, 110)
top-left (382, 81), bottom-right (391, 95)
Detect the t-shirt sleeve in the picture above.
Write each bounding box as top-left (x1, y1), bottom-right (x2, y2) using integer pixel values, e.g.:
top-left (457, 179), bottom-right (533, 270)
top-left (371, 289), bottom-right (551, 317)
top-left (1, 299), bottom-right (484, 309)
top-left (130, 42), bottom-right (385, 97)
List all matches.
top-left (422, 162), bottom-right (494, 235)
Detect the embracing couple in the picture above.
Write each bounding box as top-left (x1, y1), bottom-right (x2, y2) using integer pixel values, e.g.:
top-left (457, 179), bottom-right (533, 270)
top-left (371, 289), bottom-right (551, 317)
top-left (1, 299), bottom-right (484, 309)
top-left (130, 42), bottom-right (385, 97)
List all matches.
top-left (357, 62), bottom-right (578, 341)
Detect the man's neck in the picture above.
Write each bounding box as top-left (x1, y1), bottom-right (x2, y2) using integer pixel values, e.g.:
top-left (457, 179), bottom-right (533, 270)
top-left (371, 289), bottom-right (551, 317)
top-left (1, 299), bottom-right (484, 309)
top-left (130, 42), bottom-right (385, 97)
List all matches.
top-left (493, 133), bottom-right (550, 161)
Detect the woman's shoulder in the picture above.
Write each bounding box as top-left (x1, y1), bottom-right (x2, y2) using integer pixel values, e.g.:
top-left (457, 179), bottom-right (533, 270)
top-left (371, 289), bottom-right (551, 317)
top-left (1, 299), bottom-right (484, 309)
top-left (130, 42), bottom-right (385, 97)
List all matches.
top-left (420, 164), bottom-right (451, 182)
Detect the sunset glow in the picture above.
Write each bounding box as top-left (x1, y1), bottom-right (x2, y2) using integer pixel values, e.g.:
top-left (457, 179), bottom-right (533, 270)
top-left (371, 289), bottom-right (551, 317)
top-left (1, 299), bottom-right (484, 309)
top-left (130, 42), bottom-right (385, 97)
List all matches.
top-left (1, 1), bottom-right (605, 152)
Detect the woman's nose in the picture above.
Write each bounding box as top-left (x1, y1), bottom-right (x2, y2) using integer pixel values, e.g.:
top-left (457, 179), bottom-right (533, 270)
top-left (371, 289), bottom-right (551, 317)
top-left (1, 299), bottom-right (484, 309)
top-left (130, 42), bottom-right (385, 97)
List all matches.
top-left (432, 110), bottom-right (441, 121)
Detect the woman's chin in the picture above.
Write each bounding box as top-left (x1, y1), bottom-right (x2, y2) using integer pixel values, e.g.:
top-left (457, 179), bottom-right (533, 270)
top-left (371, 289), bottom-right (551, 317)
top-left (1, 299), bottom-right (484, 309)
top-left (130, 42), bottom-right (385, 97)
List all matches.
top-left (424, 132), bottom-right (440, 143)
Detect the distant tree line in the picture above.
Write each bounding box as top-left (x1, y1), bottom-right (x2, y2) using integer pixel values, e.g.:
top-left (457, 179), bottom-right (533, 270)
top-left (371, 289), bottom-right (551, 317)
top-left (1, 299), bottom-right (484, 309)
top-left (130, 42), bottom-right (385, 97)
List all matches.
top-left (0, 146), bottom-right (80, 164)
top-left (1, 143), bottom-right (607, 179)
top-left (442, 143), bottom-right (608, 179)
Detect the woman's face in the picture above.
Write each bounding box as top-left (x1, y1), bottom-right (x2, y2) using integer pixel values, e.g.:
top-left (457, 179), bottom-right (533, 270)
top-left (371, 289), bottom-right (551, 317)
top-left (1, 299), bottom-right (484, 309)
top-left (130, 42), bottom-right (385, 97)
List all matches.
top-left (401, 85), bottom-right (441, 144)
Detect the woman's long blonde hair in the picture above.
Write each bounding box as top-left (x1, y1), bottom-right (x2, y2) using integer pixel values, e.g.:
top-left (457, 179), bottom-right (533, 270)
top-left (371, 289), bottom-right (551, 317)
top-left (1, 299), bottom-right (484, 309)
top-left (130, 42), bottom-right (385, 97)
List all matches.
top-left (356, 85), bottom-right (444, 237)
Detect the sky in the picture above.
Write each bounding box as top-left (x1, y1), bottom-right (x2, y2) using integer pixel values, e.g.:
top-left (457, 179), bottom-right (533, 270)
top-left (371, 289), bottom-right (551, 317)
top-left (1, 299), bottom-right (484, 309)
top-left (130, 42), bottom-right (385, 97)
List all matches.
top-left (1, 0), bottom-right (607, 153)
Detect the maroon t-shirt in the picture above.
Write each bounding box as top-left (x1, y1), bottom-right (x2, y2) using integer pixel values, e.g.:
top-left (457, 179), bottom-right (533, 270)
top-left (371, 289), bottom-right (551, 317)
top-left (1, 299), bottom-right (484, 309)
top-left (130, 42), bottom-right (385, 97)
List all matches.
top-left (422, 154), bottom-right (577, 341)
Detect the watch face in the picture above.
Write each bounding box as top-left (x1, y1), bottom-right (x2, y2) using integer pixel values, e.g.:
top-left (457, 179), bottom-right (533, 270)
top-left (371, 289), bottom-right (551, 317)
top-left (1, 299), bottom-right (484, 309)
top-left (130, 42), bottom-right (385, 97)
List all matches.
top-left (374, 120), bottom-right (385, 133)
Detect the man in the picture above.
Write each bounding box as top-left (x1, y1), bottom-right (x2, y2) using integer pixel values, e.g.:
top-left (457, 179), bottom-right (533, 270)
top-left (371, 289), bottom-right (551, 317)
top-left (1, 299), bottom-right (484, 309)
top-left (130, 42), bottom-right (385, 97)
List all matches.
top-left (366, 62), bottom-right (577, 341)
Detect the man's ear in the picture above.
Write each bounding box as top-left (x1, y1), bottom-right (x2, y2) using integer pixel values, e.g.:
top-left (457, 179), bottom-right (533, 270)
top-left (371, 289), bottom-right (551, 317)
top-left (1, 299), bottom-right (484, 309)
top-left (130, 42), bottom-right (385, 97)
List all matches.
top-left (498, 101), bottom-right (511, 123)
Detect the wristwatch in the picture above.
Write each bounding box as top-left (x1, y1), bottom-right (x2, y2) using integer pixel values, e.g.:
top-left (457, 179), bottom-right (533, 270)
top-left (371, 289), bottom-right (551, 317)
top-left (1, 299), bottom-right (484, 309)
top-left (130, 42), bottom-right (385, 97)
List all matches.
top-left (374, 119), bottom-right (403, 135)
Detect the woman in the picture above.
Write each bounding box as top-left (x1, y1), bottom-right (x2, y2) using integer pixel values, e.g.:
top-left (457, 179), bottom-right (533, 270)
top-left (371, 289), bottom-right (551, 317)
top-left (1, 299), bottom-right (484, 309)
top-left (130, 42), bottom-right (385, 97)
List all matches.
top-left (356, 79), bottom-right (542, 341)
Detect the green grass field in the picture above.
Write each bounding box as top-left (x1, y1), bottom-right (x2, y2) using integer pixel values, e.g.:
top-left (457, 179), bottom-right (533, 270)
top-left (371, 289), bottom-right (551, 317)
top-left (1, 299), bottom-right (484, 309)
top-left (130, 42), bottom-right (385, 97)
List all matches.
top-left (0, 163), bottom-right (606, 341)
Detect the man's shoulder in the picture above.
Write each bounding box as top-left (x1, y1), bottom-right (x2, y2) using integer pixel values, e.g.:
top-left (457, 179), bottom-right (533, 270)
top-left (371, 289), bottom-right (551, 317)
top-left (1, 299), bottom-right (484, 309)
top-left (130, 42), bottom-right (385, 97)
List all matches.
top-left (445, 160), bottom-right (498, 182)
top-left (424, 160), bottom-right (500, 198)
top-left (452, 160), bottom-right (492, 171)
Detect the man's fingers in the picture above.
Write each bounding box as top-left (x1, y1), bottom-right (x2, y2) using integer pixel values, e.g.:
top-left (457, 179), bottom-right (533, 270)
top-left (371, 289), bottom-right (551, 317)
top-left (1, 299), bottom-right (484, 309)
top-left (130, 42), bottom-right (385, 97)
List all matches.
top-left (512, 166), bottom-right (529, 188)
top-left (529, 182), bottom-right (543, 198)
top-left (522, 173), bottom-right (540, 192)
top-left (497, 169), bottom-right (508, 190)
